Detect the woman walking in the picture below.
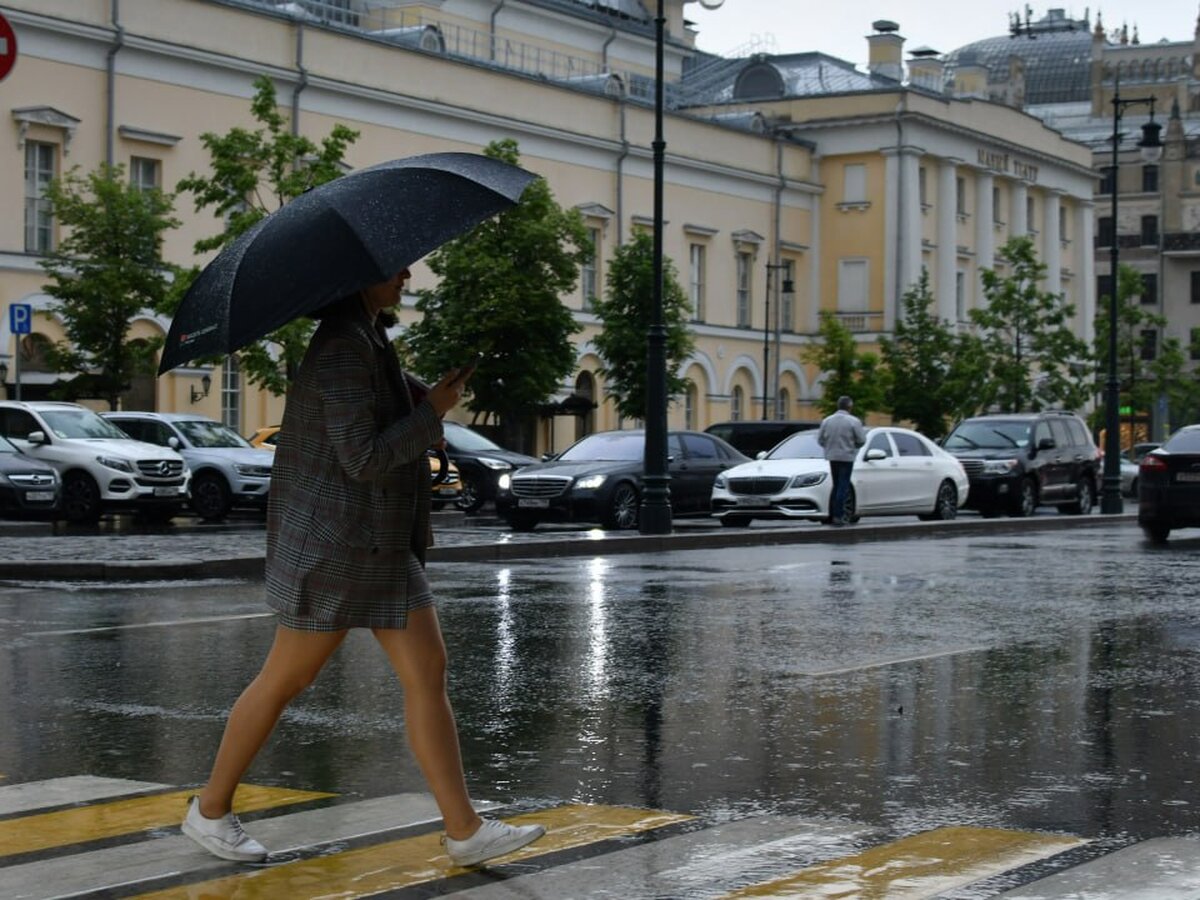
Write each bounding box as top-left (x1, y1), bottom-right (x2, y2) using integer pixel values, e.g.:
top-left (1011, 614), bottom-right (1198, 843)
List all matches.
top-left (181, 269), bottom-right (544, 867)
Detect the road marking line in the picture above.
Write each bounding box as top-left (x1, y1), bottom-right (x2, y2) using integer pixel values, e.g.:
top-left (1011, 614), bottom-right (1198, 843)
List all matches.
top-left (800, 645), bottom-right (990, 677)
top-left (134, 804), bottom-right (693, 899)
top-left (0, 776), bottom-right (168, 817)
top-left (0, 784), bottom-right (331, 858)
top-left (30, 612), bottom-right (274, 636)
top-left (720, 825), bottom-right (1083, 898)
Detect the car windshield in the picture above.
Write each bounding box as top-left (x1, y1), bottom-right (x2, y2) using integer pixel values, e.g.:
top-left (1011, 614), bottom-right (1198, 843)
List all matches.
top-left (444, 422), bottom-right (503, 452)
top-left (559, 432), bottom-right (644, 461)
top-left (0, 435), bottom-right (16, 454)
top-left (176, 419), bottom-right (250, 448)
top-left (767, 432), bottom-right (824, 459)
top-left (943, 421), bottom-right (1031, 450)
top-left (1163, 431), bottom-right (1200, 453)
top-left (41, 408), bottom-right (129, 440)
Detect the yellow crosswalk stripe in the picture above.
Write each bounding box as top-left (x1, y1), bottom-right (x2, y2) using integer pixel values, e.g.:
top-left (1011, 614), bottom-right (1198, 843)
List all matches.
top-left (135, 804), bottom-right (693, 899)
top-left (721, 825), bottom-right (1083, 899)
top-left (0, 784), bottom-right (332, 858)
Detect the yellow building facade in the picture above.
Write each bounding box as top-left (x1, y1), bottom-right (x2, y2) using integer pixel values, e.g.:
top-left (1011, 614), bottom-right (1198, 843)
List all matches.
top-left (0, 1), bottom-right (1094, 452)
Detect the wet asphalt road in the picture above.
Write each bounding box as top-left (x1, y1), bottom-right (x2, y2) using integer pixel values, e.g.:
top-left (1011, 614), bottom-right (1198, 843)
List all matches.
top-left (1, 521), bottom-right (1198, 850)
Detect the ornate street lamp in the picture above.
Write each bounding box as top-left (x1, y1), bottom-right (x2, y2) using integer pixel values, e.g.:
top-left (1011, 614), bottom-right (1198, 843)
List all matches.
top-left (1101, 76), bottom-right (1162, 514)
top-left (641, 0), bottom-right (725, 534)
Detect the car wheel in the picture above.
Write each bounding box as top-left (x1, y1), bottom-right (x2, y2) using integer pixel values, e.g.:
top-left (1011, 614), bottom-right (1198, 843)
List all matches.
top-left (922, 479), bottom-right (959, 521)
top-left (720, 516), bottom-right (752, 527)
top-left (602, 482), bottom-right (640, 530)
top-left (1143, 523), bottom-right (1170, 544)
top-left (506, 513), bottom-right (540, 532)
top-left (1064, 477), bottom-right (1094, 515)
top-left (1011, 479), bottom-right (1037, 517)
top-left (455, 476), bottom-right (485, 514)
top-left (62, 472), bottom-right (102, 525)
top-left (191, 472), bottom-right (232, 521)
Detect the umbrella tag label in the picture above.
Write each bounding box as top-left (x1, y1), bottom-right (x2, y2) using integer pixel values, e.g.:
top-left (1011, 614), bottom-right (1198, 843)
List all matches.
top-left (179, 324), bottom-right (218, 345)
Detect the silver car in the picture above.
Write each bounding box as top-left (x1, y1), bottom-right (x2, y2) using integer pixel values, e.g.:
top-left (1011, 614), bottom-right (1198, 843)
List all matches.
top-left (104, 412), bottom-right (273, 521)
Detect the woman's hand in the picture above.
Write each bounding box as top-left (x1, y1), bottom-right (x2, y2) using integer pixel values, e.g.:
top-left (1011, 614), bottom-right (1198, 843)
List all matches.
top-left (426, 366), bottom-right (474, 417)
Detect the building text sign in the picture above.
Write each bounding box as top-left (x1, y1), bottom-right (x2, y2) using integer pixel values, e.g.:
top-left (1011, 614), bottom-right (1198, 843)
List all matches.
top-left (0, 12), bottom-right (17, 83)
top-left (977, 148), bottom-right (1039, 183)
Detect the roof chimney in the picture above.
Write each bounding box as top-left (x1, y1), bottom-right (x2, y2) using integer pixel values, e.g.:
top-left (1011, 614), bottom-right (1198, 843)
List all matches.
top-left (867, 20), bottom-right (905, 82)
top-left (908, 46), bottom-right (944, 92)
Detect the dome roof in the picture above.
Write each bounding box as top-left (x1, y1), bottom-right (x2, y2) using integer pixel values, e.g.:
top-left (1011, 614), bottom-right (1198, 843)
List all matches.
top-left (945, 27), bottom-right (1093, 104)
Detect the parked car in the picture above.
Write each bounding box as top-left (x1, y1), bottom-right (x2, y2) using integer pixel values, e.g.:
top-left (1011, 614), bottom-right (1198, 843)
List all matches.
top-left (441, 420), bottom-right (537, 513)
top-left (427, 450), bottom-right (463, 510)
top-left (1137, 425), bottom-right (1200, 543)
top-left (103, 412), bottom-right (273, 521)
top-left (0, 401), bottom-right (189, 524)
top-left (704, 420), bottom-right (819, 459)
top-left (495, 428), bottom-right (748, 531)
top-left (711, 426), bottom-right (967, 526)
top-left (0, 434), bottom-right (61, 519)
top-left (246, 425), bottom-right (280, 451)
top-left (1129, 442), bottom-right (1162, 464)
top-left (941, 411), bottom-right (1100, 517)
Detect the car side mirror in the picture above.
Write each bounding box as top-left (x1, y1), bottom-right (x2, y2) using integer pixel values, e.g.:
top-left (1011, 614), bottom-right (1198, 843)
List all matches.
top-left (756, 450), bottom-right (767, 460)
top-left (168, 436), bottom-right (181, 449)
top-left (27, 430), bottom-right (48, 445)
top-left (541, 452), bottom-right (556, 461)
top-left (1037, 437), bottom-right (1055, 451)
top-left (865, 448), bottom-right (887, 461)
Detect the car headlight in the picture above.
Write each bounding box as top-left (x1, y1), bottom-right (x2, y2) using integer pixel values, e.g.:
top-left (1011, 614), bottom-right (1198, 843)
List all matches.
top-left (575, 474), bottom-right (606, 490)
top-left (981, 458), bottom-right (1019, 474)
top-left (497, 473), bottom-right (512, 491)
top-left (478, 457), bottom-right (512, 471)
top-left (789, 472), bottom-right (827, 488)
top-left (234, 464), bottom-right (272, 477)
top-left (714, 474), bottom-right (727, 489)
top-left (96, 455), bottom-right (134, 473)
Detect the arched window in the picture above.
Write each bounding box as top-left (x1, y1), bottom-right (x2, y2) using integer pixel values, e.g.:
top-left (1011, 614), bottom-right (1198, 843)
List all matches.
top-left (777, 387), bottom-right (790, 419)
top-left (684, 381), bottom-right (697, 430)
top-left (19, 333), bottom-right (53, 372)
top-left (731, 385), bottom-right (744, 421)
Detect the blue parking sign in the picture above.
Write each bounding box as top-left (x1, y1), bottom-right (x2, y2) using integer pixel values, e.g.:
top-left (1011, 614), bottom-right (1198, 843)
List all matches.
top-left (9, 303), bottom-right (31, 334)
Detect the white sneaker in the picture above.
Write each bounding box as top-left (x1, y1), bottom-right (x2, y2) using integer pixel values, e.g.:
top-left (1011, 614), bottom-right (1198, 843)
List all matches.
top-left (181, 796), bottom-right (269, 862)
top-left (444, 818), bottom-right (546, 867)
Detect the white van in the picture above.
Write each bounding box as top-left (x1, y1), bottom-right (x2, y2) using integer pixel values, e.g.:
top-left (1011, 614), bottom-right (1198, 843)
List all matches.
top-left (0, 401), bottom-right (190, 524)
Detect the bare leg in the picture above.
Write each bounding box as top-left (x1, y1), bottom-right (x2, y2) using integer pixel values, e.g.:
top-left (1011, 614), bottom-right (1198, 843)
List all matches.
top-left (373, 608), bottom-right (481, 840)
top-left (197, 625), bottom-right (347, 818)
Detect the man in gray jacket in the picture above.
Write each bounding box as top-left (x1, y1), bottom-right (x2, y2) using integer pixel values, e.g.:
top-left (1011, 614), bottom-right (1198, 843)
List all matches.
top-left (817, 395), bottom-right (867, 526)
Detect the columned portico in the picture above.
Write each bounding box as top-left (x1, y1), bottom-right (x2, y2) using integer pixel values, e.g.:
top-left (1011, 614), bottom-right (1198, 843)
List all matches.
top-left (974, 170), bottom-right (995, 275)
top-left (937, 159), bottom-right (959, 323)
top-left (1043, 190), bottom-right (1063, 295)
top-left (1076, 201), bottom-right (1096, 347)
top-left (885, 147), bottom-right (923, 329)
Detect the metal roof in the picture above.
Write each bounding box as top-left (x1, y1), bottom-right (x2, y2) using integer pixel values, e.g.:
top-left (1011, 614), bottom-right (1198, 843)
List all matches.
top-left (944, 28), bottom-right (1094, 105)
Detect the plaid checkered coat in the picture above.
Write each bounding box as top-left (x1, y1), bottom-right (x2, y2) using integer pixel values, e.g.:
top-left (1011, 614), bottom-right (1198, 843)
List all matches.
top-left (265, 302), bottom-right (443, 629)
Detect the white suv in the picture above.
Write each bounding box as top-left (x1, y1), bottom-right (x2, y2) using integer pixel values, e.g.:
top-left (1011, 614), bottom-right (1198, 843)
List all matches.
top-left (0, 401), bottom-right (190, 524)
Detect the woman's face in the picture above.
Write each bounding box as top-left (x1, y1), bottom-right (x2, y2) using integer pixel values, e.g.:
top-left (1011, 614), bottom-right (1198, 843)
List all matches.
top-left (362, 269), bottom-right (410, 315)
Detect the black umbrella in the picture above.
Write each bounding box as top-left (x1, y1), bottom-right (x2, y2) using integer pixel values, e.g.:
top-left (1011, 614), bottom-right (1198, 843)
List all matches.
top-left (158, 152), bottom-right (537, 374)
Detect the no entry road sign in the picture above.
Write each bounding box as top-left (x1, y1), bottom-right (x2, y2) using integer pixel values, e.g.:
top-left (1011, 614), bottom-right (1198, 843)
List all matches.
top-left (0, 12), bottom-right (17, 83)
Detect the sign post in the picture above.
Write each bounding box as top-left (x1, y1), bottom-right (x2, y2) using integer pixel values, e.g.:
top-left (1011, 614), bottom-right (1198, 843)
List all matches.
top-left (0, 11), bottom-right (18, 84)
top-left (9, 303), bottom-right (31, 401)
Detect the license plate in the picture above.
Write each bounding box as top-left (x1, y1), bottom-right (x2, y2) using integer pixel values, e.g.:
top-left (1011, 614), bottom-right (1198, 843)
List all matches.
top-left (436, 486), bottom-right (458, 496)
top-left (26, 491), bottom-right (55, 502)
top-left (1176, 472), bottom-right (1200, 482)
top-left (736, 496), bottom-right (771, 507)
top-left (518, 498), bottom-right (549, 508)
top-left (153, 486), bottom-right (179, 497)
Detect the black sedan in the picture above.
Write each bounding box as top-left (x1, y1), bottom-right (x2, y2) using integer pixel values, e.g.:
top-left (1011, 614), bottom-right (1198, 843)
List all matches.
top-left (0, 434), bottom-right (60, 518)
top-left (442, 421), bottom-right (537, 513)
top-left (1138, 424), bottom-right (1200, 543)
top-left (495, 428), bottom-right (748, 531)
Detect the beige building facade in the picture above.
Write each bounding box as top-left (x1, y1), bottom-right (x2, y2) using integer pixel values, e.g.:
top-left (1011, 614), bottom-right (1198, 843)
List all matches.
top-left (0, 1), bottom-right (1094, 453)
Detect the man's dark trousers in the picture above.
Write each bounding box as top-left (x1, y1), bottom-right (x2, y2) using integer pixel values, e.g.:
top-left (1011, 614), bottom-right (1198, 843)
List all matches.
top-left (829, 460), bottom-right (854, 523)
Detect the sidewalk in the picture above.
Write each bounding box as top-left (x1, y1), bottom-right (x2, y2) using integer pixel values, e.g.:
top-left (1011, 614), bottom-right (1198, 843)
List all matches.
top-left (0, 512), bottom-right (1141, 581)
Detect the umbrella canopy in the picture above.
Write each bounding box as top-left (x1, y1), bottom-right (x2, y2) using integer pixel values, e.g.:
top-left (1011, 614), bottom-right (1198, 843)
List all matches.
top-left (158, 152), bottom-right (537, 374)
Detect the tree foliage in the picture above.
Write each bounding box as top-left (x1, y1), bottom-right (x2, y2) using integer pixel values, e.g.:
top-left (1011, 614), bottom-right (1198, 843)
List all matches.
top-left (971, 236), bottom-right (1091, 413)
top-left (801, 311), bottom-right (887, 418)
top-left (39, 163), bottom-right (179, 409)
top-left (590, 231), bottom-right (695, 421)
top-left (399, 139), bottom-right (589, 442)
top-left (174, 75), bottom-right (359, 395)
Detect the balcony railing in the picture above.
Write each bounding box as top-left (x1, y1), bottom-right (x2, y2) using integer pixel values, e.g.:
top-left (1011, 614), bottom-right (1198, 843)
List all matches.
top-left (834, 311), bottom-right (884, 333)
top-left (1163, 232), bottom-right (1200, 253)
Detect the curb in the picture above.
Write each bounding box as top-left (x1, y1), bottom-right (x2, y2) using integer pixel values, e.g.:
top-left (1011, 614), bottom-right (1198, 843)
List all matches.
top-left (0, 514), bottom-right (1141, 582)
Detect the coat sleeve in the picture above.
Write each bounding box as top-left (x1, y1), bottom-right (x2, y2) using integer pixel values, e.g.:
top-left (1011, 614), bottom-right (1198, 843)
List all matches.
top-left (315, 335), bottom-right (443, 482)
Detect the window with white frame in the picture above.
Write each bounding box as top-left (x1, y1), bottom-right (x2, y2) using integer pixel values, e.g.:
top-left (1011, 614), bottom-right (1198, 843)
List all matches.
top-left (780, 259), bottom-right (795, 332)
top-left (580, 226), bottom-right (600, 310)
top-left (1026, 196), bottom-right (1036, 233)
top-left (684, 382), bottom-right (697, 430)
top-left (130, 156), bottom-right (160, 192)
top-left (25, 141), bottom-right (56, 254)
top-left (689, 243), bottom-right (706, 321)
top-left (836, 259), bottom-right (868, 311)
top-left (777, 387), bottom-right (790, 419)
top-left (731, 385), bottom-right (744, 421)
top-left (955, 270), bottom-right (966, 321)
top-left (843, 164), bottom-right (866, 204)
top-left (955, 176), bottom-right (966, 216)
top-left (1059, 205), bottom-right (1068, 242)
top-left (918, 167), bottom-right (928, 206)
top-left (992, 186), bottom-right (1002, 222)
top-left (736, 251), bottom-right (752, 327)
top-left (221, 356), bottom-right (242, 431)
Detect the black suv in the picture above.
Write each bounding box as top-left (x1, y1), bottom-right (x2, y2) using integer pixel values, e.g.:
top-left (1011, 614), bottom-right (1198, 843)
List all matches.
top-left (704, 420), bottom-right (819, 459)
top-left (942, 412), bottom-right (1100, 517)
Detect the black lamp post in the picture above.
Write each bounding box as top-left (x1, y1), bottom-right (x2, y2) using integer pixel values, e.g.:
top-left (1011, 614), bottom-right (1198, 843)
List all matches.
top-left (640, 0), bottom-right (725, 534)
top-left (1101, 76), bottom-right (1162, 514)
top-left (763, 262), bottom-right (794, 420)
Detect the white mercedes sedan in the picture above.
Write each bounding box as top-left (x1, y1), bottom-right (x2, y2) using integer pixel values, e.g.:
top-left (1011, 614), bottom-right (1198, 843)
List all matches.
top-left (711, 426), bottom-right (969, 526)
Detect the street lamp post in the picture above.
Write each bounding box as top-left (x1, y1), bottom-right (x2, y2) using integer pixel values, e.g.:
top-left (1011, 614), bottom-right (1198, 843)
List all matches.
top-left (1101, 76), bottom-right (1162, 514)
top-left (763, 262), bottom-right (793, 419)
top-left (640, 0), bottom-right (724, 534)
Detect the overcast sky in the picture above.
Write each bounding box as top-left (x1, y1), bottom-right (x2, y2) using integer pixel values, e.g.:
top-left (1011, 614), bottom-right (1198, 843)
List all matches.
top-left (688, 1), bottom-right (1197, 66)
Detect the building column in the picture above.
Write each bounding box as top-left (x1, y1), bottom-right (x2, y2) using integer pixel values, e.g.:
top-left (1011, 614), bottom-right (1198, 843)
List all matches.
top-left (897, 149), bottom-right (922, 325)
top-left (974, 170), bottom-right (995, 274)
top-left (1076, 200), bottom-right (1096, 349)
top-left (1010, 180), bottom-right (1028, 239)
top-left (937, 160), bottom-right (958, 323)
top-left (1043, 190), bottom-right (1062, 297)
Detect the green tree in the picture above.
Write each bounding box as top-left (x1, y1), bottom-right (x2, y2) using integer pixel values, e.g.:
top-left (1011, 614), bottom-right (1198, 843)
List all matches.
top-left (590, 231), bottom-right (695, 421)
top-left (175, 75), bottom-right (359, 395)
top-left (400, 138), bottom-right (589, 446)
top-left (39, 163), bottom-right (179, 410)
top-left (801, 311), bottom-right (887, 417)
top-left (1093, 265), bottom-right (1171, 425)
top-left (971, 236), bottom-right (1090, 413)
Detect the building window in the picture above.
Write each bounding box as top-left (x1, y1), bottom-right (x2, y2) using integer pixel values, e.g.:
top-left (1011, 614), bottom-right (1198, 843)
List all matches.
top-left (1097, 274), bottom-right (1113, 302)
top-left (24, 141), bottom-right (56, 254)
top-left (1026, 196), bottom-right (1036, 234)
top-left (777, 387), bottom-right (790, 419)
top-left (955, 176), bottom-right (966, 216)
top-left (1140, 215), bottom-right (1158, 246)
top-left (1099, 166), bottom-right (1116, 195)
top-left (221, 357), bottom-right (241, 431)
top-left (779, 259), bottom-right (795, 332)
top-left (736, 251), bottom-right (752, 327)
top-left (130, 156), bottom-right (160, 192)
top-left (955, 270), bottom-right (966, 321)
top-left (580, 226), bottom-right (599, 311)
top-left (837, 259), bottom-right (868, 312)
top-left (1139, 329), bottom-right (1157, 361)
top-left (918, 167), bottom-right (927, 206)
top-left (1191, 327), bottom-right (1200, 361)
top-left (843, 164), bottom-right (866, 204)
top-left (730, 385), bottom-right (744, 421)
top-left (1139, 273), bottom-right (1158, 306)
top-left (1191, 271), bottom-right (1200, 304)
top-left (1098, 216), bottom-right (1114, 246)
top-left (689, 243), bottom-right (706, 321)
top-left (1142, 165), bottom-right (1158, 193)
top-left (1059, 205), bottom-right (1068, 242)
top-left (684, 382), bottom-right (697, 430)
top-left (992, 186), bottom-right (1002, 222)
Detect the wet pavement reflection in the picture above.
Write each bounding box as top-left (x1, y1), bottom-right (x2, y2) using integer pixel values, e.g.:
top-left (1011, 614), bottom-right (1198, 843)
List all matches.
top-left (1, 522), bottom-right (1198, 848)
